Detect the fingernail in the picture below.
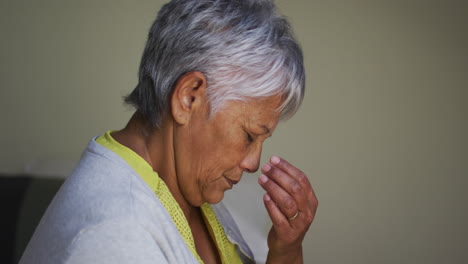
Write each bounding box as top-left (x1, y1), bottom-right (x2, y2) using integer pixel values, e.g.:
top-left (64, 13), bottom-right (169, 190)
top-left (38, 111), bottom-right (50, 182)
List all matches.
top-left (259, 174), bottom-right (268, 184)
top-left (271, 156), bottom-right (280, 165)
top-left (264, 194), bottom-right (271, 201)
top-left (262, 164), bottom-right (271, 172)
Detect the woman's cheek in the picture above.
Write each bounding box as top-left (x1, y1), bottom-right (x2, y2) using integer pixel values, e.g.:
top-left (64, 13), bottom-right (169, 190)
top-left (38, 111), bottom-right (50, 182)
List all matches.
top-left (201, 181), bottom-right (224, 204)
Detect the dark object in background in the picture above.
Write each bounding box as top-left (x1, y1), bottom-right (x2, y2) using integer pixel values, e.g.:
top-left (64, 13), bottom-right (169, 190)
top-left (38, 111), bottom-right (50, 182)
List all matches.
top-left (0, 176), bottom-right (63, 264)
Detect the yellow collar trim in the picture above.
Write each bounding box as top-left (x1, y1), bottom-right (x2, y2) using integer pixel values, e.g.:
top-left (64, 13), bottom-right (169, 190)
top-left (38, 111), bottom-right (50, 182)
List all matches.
top-left (96, 131), bottom-right (241, 264)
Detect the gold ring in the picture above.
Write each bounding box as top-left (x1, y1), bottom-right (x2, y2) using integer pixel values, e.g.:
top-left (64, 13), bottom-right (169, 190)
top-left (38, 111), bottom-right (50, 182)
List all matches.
top-left (288, 211), bottom-right (300, 221)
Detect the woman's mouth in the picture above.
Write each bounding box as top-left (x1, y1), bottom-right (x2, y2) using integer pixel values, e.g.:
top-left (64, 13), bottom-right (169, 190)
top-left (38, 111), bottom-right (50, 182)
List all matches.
top-left (224, 176), bottom-right (239, 189)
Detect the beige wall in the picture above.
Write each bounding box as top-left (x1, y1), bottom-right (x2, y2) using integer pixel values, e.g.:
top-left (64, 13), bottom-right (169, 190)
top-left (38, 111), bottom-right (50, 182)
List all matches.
top-left (1, 0), bottom-right (467, 263)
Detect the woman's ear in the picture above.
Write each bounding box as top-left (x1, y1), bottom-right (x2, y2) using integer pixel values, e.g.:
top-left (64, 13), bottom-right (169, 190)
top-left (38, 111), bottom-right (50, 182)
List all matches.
top-left (171, 71), bottom-right (207, 125)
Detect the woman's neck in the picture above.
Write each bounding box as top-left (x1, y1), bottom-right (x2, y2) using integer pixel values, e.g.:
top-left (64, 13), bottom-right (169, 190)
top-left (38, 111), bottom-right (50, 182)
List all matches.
top-left (111, 112), bottom-right (199, 221)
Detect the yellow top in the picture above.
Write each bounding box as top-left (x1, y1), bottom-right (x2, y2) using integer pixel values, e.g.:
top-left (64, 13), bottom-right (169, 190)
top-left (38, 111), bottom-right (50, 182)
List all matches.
top-left (96, 131), bottom-right (242, 264)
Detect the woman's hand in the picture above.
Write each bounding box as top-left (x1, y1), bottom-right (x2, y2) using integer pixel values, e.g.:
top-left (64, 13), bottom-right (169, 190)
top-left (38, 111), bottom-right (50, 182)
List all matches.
top-left (258, 156), bottom-right (318, 264)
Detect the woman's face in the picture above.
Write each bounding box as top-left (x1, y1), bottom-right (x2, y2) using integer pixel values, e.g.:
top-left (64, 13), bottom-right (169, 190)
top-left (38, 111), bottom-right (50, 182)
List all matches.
top-left (174, 96), bottom-right (282, 206)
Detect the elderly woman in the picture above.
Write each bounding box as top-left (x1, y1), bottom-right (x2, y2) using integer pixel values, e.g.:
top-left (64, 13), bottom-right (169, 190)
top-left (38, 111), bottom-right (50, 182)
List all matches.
top-left (20, 0), bottom-right (317, 263)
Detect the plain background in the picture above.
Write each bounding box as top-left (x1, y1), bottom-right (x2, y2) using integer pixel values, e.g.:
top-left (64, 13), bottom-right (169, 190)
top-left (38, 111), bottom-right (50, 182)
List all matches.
top-left (1, 0), bottom-right (467, 263)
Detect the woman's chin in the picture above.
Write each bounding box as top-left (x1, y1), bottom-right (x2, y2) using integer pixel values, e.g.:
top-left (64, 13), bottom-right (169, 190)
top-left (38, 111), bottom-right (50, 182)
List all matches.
top-left (203, 191), bottom-right (226, 205)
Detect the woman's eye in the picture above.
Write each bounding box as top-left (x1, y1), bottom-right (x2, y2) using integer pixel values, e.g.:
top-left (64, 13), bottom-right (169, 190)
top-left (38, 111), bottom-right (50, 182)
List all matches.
top-left (246, 132), bottom-right (254, 143)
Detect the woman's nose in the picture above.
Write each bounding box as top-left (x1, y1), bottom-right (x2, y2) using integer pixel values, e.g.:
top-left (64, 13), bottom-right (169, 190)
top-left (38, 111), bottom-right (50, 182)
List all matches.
top-left (240, 145), bottom-right (262, 173)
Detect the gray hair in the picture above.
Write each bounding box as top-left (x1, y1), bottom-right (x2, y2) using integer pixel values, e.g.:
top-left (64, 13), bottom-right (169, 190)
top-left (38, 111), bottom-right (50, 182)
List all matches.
top-left (125, 0), bottom-right (305, 128)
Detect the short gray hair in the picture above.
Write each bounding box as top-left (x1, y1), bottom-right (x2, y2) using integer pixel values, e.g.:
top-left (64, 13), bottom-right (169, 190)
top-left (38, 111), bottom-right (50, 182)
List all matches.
top-left (125, 0), bottom-right (305, 128)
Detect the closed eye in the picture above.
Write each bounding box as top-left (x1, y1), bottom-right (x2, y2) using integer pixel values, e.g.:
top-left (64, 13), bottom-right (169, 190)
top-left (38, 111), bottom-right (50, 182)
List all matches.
top-left (245, 131), bottom-right (254, 144)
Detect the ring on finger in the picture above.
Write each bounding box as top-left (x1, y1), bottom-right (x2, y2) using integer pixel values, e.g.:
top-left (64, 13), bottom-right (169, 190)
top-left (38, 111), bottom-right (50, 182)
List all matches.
top-left (288, 210), bottom-right (300, 221)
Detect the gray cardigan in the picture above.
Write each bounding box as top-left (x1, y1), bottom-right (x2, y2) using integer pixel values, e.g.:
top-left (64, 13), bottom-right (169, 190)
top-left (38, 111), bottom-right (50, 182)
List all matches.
top-left (20, 137), bottom-right (254, 264)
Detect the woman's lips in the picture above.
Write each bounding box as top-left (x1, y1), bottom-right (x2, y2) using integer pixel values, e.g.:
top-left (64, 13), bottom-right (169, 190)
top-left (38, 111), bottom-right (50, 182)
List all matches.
top-left (224, 176), bottom-right (240, 189)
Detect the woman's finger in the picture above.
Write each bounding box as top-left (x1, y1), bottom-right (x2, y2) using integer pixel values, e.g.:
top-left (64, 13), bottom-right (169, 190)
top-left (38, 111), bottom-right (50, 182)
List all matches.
top-left (270, 156), bottom-right (317, 204)
top-left (261, 163), bottom-right (307, 210)
top-left (259, 173), bottom-right (299, 219)
top-left (270, 156), bottom-right (309, 186)
top-left (263, 193), bottom-right (289, 228)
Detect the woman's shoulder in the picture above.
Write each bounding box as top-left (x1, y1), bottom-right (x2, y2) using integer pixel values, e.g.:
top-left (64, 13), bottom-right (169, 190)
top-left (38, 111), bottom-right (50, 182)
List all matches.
top-left (20, 139), bottom-right (197, 263)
